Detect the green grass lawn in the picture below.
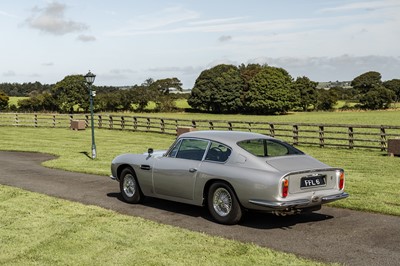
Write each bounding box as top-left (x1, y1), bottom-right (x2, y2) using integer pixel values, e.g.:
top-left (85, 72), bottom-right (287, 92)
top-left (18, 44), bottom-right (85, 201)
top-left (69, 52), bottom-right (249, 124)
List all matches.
top-left (0, 126), bottom-right (341, 265)
top-left (130, 109), bottom-right (400, 126)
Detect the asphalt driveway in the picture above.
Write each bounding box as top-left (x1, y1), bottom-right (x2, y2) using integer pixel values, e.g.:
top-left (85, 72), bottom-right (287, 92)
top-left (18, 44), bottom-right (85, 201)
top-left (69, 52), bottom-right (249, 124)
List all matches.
top-left (0, 151), bottom-right (399, 265)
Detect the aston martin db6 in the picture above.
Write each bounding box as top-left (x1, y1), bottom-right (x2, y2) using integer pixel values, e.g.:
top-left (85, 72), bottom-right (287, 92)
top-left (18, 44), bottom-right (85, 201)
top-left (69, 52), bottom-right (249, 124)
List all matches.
top-left (110, 131), bottom-right (348, 224)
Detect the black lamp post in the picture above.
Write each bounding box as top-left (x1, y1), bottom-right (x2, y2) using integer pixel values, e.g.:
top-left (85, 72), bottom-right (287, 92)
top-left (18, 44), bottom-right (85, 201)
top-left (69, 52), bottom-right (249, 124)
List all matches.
top-left (84, 70), bottom-right (96, 159)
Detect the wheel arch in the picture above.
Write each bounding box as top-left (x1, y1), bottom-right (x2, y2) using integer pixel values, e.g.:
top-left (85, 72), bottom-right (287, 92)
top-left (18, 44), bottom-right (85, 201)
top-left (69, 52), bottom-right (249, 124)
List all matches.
top-left (202, 179), bottom-right (243, 208)
top-left (117, 164), bottom-right (136, 180)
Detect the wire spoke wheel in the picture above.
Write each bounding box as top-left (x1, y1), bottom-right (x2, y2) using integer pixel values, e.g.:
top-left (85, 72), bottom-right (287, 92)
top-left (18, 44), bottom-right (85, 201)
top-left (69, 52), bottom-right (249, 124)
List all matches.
top-left (213, 187), bottom-right (232, 217)
top-left (208, 182), bottom-right (242, 225)
top-left (123, 174), bottom-right (136, 198)
top-left (120, 168), bottom-right (143, 203)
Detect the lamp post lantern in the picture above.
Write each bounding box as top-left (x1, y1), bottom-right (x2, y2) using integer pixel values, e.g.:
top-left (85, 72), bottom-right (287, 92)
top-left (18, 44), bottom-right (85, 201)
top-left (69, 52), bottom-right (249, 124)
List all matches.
top-left (84, 70), bottom-right (96, 159)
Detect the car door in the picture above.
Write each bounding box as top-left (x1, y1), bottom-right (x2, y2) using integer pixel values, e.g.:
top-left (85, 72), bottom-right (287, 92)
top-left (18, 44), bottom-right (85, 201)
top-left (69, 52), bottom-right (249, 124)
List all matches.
top-left (152, 138), bottom-right (209, 200)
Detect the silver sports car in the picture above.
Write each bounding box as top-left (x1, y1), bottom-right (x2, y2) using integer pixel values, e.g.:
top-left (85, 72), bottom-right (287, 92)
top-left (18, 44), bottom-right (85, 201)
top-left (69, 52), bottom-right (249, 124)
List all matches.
top-left (110, 130), bottom-right (348, 225)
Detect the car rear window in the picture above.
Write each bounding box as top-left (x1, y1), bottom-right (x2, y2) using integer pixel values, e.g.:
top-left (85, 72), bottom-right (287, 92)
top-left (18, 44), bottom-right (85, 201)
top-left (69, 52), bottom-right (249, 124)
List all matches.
top-left (237, 138), bottom-right (304, 157)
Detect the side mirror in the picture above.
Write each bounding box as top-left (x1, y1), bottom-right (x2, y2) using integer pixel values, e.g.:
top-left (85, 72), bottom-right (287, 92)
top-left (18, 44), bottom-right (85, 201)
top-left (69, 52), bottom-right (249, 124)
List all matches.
top-left (148, 148), bottom-right (154, 155)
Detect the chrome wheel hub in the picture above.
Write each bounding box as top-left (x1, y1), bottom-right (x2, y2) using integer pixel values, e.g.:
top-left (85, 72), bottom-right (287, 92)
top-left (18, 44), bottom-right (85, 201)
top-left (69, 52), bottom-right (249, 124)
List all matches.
top-left (123, 174), bottom-right (136, 197)
top-left (213, 187), bottom-right (232, 217)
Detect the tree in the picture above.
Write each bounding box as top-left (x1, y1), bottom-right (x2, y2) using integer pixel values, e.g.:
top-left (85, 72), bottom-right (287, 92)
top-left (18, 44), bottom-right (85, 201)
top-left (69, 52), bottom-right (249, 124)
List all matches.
top-left (188, 64), bottom-right (244, 113)
top-left (52, 75), bottom-right (89, 113)
top-left (351, 71), bottom-right (395, 109)
top-left (359, 86), bottom-right (395, 110)
top-left (243, 66), bottom-right (299, 114)
top-left (351, 71), bottom-right (382, 93)
top-left (315, 89), bottom-right (338, 111)
top-left (17, 92), bottom-right (58, 112)
top-left (151, 77), bottom-right (182, 94)
top-left (293, 76), bottom-right (318, 111)
top-left (383, 79), bottom-right (400, 102)
top-left (0, 90), bottom-right (9, 111)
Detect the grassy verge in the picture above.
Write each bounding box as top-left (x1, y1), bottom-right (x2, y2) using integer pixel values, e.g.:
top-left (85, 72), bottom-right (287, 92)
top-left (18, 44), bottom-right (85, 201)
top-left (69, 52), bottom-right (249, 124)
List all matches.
top-left (0, 185), bottom-right (330, 266)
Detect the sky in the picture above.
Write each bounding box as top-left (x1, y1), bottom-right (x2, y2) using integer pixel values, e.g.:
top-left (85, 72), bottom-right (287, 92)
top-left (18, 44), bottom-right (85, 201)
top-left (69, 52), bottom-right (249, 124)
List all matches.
top-left (1, 0), bottom-right (399, 89)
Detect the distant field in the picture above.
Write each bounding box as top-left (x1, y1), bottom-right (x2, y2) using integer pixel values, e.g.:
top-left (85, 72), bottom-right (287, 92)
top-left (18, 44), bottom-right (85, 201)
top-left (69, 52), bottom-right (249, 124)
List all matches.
top-left (8, 96), bottom-right (28, 107)
top-left (133, 109), bottom-right (400, 126)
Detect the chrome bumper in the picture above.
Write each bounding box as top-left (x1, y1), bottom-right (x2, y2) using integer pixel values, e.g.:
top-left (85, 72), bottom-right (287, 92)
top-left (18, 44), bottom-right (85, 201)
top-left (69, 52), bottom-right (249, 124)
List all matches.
top-left (249, 192), bottom-right (349, 210)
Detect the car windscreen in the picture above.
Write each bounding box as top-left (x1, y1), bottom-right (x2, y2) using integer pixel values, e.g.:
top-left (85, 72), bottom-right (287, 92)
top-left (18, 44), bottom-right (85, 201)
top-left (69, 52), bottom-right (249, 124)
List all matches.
top-left (237, 138), bottom-right (304, 157)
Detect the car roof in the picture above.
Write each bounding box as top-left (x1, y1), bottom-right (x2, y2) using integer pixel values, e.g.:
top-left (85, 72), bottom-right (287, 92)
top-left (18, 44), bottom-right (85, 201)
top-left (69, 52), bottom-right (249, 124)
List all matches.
top-left (178, 130), bottom-right (273, 145)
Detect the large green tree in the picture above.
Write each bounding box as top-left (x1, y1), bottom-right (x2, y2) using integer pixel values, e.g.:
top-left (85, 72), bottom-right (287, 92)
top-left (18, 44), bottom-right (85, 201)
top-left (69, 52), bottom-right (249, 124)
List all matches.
top-left (52, 75), bottom-right (89, 113)
top-left (293, 76), bottom-right (318, 111)
top-left (352, 71), bottom-right (395, 109)
top-left (188, 64), bottom-right (244, 113)
top-left (351, 71), bottom-right (382, 94)
top-left (244, 66), bottom-right (299, 114)
top-left (0, 90), bottom-right (9, 110)
top-left (383, 79), bottom-right (400, 102)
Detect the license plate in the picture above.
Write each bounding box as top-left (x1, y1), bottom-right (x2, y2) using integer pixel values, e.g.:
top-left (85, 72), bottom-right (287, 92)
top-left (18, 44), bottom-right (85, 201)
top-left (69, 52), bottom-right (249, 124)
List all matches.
top-left (300, 175), bottom-right (326, 188)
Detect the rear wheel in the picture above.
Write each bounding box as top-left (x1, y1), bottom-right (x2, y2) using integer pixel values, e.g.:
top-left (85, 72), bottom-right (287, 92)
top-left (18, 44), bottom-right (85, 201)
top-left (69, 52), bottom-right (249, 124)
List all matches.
top-left (120, 168), bottom-right (143, 203)
top-left (207, 182), bottom-right (242, 225)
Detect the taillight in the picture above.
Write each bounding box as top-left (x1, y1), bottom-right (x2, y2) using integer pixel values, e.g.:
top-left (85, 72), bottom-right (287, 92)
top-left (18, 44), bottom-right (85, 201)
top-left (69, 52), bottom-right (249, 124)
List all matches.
top-left (282, 178), bottom-right (289, 198)
top-left (338, 170), bottom-right (345, 190)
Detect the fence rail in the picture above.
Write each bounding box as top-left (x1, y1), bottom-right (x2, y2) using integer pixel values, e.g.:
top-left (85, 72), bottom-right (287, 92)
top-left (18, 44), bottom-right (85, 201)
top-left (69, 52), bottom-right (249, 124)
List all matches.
top-left (1, 113), bottom-right (400, 151)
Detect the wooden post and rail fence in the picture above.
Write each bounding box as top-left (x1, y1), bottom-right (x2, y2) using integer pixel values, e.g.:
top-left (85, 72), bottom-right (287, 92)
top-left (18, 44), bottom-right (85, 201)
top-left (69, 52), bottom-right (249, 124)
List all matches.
top-left (1, 113), bottom-right (400, 152)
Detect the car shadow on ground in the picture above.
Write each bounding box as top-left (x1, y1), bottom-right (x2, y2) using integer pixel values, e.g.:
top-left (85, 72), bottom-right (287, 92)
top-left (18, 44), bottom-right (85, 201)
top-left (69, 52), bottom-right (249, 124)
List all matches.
top-left (107, 192), bottom-right (334, 229)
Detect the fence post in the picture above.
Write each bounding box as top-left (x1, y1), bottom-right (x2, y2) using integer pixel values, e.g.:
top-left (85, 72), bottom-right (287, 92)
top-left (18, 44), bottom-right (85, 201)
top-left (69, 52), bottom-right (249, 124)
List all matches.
top-left (348, 127), bottom-right (354, 149)
top-left (52, 115), bottom-right (56, 128)
top-left (319, 125), bottom-right (325, 148)
top-left (85, 115), bottom-right (89, 128)
top-left (133, 117), bottom-right (137, 131)
top-left (121, 116), bottom-right (125, 129)
top-left (228, 122), bottom-right (233, 131)
top-left (209, 121), bottom-right (214, 130)
top-left (175, 120), bottom-right (179, 131)
top-left (248, 123), bottom-right (251, 132)
top-left (269, 123), bottom-right (275, 137)
top-left (146, 118), bottom-right (151, 131)
top-left (192, 120), bottom-right (196, 128)
top-left (15, 113), bottom-right (19, 126)
top-left (34, 114), bottom-right (38, 127)
top-left (160, 119), bottom-right (165, 133)
top-left (109, 115), bottom-right (113, 129)
top-left (69, 115), bottom-right (73, 128)
top-left (292, 125), bottom-right (299, 145)
top-left (98, 115), bottom-right (102, 128)
top-left (380, 126), bottom-right (386, 151)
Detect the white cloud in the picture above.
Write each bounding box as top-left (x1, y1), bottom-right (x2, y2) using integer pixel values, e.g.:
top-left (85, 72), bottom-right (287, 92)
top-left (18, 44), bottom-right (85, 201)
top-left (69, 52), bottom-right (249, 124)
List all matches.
top-left (319, 0), bottom-right (400, 13)
top-left (3, 70), bottom-right (16, 77)
top-left (77, 34), bottom-right (96, 42)
top-left (25, 1), bottom-right (88, 35)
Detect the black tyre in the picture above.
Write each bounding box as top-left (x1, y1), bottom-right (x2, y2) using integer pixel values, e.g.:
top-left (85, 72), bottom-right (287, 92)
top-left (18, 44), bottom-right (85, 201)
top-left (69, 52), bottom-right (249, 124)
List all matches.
top-left (207, 182), bottom-right (242, 225)
top-left (120, 168), bottom-right (143, 203)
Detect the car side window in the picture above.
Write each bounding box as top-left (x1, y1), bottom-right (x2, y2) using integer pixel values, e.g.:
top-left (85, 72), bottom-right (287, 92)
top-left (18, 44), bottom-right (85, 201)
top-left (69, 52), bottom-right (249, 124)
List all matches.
top-left (175, 139), bottom-right (209, 161)
top-left (167, 139), bottom-right (182, 158)
top-left (237, 138), bottom-right (304, 157)
top-left (205, 142), bottom-right (232, 163)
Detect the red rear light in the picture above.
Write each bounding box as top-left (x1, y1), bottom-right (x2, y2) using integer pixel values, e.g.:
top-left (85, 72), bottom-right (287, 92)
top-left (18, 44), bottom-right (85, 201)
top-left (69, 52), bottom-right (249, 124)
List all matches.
top-left (338, 171), bottom-right (345, 190)
top-left (282, 178), bottom-right (289, 198)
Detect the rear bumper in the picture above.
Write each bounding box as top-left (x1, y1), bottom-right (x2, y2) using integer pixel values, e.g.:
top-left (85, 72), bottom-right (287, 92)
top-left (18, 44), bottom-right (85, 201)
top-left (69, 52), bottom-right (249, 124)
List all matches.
top-left (249, 192), bottom-right (349, 210)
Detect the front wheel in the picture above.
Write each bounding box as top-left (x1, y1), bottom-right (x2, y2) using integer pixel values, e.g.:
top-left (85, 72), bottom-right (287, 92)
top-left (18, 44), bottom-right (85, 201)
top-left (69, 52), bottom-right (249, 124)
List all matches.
top-left (120, 168), bottom-right (143, 203)
top-left (207, 182), bottom-right (242, 225)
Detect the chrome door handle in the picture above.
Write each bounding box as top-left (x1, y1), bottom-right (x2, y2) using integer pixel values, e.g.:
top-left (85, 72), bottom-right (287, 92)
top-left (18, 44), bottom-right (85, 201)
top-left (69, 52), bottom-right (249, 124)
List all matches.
top-left (189, 168), bottom-right (197, 173)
